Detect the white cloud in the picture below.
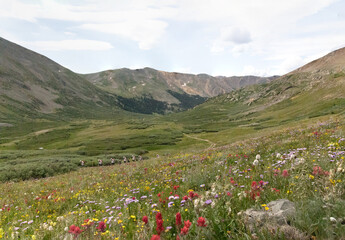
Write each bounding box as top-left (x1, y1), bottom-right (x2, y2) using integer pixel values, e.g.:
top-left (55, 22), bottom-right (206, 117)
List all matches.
top-left (0, 0), bottom-right (343, 75)
top-left (0, 0), bottom-right (174, 50)
top-left (211, 27), bottom-right (252, 53)
top-left (223, 28), bottom-right (251, 44)
top-left (18, 39), bottom-right (113, 51)
top-left (242, 65), bottom-right (270, 77)
top-left (80, 20), bottom-right (168, 50)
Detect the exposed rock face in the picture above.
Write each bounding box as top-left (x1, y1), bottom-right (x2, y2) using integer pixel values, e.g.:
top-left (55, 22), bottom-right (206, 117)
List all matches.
top-left (83, 67), bottom-right (277, 102)
top-left (241, 199), bottom-right (307, 240)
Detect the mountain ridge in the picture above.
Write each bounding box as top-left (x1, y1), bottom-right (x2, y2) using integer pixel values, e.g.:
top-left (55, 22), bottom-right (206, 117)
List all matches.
top-left (0, 36), bottom-right (277, 119)
top-left (83, 67), bottom-right (277, 105)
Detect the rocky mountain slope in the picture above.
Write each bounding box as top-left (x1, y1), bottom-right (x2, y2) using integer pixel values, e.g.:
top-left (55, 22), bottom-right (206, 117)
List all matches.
top-left (170, 46), bottom-right (345, 134)
top-left (83, 67), bottom-right (276, 105)
top-left (0, 37), bottom-right (276, 120)
top-left (0, 37), bottom-right (120, 121)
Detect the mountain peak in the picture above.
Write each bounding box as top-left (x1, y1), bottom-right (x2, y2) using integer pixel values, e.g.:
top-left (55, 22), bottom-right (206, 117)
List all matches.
top-left (294, 46), bottom-right (345, 73)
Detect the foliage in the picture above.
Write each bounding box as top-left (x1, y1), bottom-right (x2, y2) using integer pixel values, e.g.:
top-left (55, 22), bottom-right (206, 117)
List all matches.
top-left (1, 119), bottom-right (345, 239)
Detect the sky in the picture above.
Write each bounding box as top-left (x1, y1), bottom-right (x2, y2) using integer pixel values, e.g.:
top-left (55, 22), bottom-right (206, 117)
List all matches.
top-left (1, 0), bottom-right (345, 77)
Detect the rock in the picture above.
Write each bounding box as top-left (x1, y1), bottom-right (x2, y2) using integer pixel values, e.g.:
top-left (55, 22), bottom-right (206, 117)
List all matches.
top-left (242, 199), bottom-right (306, 239)
top-left (266, 199), bottom-right (296, 224)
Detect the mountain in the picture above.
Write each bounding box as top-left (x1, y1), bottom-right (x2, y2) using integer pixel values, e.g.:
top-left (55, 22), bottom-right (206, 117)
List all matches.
top-left (171, 46), bottom-right (345, 135)
top-left (0, 37), bottom-right (121, 121)
top-left (0, 37), bottom-right (277, 120)
top-left (83, 67), bottom-right (277, 105)
top-left (1, 36), bottom-right (344, 156)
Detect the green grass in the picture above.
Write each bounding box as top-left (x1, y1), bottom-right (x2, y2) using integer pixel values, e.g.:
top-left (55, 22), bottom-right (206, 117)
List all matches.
top-left (1, 118), bottom-right (345, 239)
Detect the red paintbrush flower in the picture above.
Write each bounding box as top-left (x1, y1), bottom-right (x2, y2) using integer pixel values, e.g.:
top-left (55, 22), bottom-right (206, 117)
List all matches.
top-left (197, 217), bottom-right (207, 227)
top-left (176, 212), bottom-right (182, 226)
top-left (151, 235), bottom-right (160, 240)
top-left (68, 225), bottom-right (83, 238)
top-left (156, 212), bottom-right (162, 221)
top-left (156, 219), bottom-right (164, 235)
top-left (181, 226), bottom-right (189, 235)
top-left (142, 216), bottom-right (148, 225)
top-left (96, 221), bottom-right (106, 232)
top-left (184, 220), bottom-right (192, 229)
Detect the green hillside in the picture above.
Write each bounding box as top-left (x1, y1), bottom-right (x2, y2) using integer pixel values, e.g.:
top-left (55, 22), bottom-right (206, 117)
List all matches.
top-left (1, 38), bottom-right (345, 182)
top-left (83, 67), bottom-right (275, 112)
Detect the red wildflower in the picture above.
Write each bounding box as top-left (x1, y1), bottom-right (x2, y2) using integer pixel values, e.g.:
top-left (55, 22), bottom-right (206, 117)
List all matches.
top-left (282, 169), bottom-right (289, 177)
top-left (184, 220), bottom-right (192, 229)
top-left (156, 212), bottom-right (162, 221)
top-left (181, 226), bottom-right (189, 235)
top-left (96, 221), bottom-right (106, 232)
top-left (312, 166), bottom-right (329, 176)
top-left (274, 169), bottom-right (281, 176)
top-left (157, 193), bottom-right (161, 197)
top-left (176, 235), bottom-right (181, 240)
top-left (176, 212), bottom-right (182, 226)
top-left (183, 195), bottom-right (188, 200)
top-left (189, 191), bottom-right (194, 199)
top-left (156, 219), bottom-right (164, 235)
top-left (250, 191), bottom-right (260, 200)
top-left (197, 217), bottom-right (207, 227)
top-left (258, 180), bottom-right (264, 187)
top-left (151, 235), bottom-right (161, 240)
top-left (69, 225), bottom-right (76, 233)
top-left (142, 216), bottom-right (148, 225)
top-left (155, 212), bottom-right (164, 235)
top-left (69, 225), bottom-right (83, 238)
top-left (82, 219), bottom-right (94, 229)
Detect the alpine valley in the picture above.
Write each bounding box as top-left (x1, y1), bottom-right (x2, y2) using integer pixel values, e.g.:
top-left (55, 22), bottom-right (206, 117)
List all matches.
top-left (1, 36), bottom-right (345, 239)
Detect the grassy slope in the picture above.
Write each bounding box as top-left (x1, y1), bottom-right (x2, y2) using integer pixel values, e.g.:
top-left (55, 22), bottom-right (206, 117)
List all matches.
top-left (1, 45), bottom-right (345, 183)
top-left (1, 69), bottom-right (344, 168)
top-left (0, 119), bottom-right (344, 239)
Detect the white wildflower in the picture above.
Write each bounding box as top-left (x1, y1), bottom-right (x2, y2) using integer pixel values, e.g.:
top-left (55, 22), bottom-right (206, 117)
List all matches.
top-left (253, 159), bottom-right (259, 166)
top-left (329, 169), bottom-right (335, 180)
top-left (194, 198), bottom-right (200, 208)
top-left (42, 223), bottom-right (49, 230)
top-left (237, 191), bottom-right (246, 200)
top-left (293, 157), bottom-right (304, 165)
top-left (256, 154), bottom-right (261, 160)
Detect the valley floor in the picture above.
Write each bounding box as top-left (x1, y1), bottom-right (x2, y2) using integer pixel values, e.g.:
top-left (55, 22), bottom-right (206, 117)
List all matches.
top-left (1, 117), bottom-right (345, 239)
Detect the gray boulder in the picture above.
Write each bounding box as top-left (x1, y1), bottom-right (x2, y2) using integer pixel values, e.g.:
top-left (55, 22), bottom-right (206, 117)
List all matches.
top-left (241, 199), bottom-right (306, 239)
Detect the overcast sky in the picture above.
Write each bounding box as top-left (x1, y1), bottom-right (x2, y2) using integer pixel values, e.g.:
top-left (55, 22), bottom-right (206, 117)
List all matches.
top-left (1, 0), bottom-right (345, 76)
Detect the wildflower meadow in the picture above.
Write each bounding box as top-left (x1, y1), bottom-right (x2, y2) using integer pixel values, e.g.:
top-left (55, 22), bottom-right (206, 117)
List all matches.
top-left (1, 119), bottom-right (345, 239)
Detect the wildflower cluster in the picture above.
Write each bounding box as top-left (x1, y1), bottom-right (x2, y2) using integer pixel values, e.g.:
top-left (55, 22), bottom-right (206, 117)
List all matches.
top-left (0, 120), bottom-right (344, 239)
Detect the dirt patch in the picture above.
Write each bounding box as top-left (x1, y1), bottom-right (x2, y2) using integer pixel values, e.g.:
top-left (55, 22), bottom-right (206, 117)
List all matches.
top-left (34, 129), bottom-right (52, 135)
top-left (0, 123), bottom-right (13, 127)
